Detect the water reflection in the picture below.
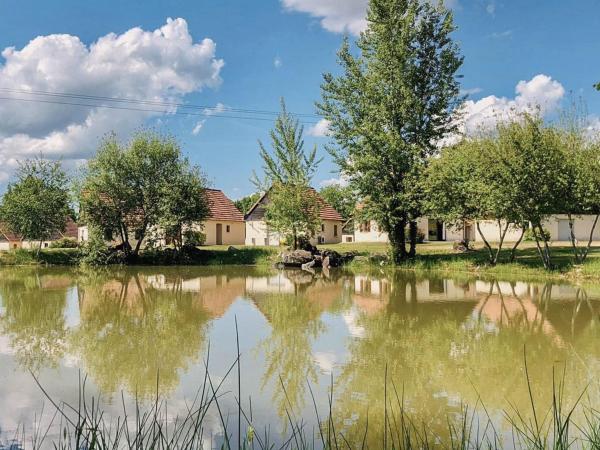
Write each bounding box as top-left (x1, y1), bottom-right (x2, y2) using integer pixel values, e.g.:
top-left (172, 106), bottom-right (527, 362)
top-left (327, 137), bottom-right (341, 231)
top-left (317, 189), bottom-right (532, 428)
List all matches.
top-left (1, 266), bottom-right (600, 446)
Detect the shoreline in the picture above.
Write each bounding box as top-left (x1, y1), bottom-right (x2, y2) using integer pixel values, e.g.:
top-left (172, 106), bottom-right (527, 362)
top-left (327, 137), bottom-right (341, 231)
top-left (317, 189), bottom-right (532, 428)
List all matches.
top-left (2, 242), bottom-right (600, 284)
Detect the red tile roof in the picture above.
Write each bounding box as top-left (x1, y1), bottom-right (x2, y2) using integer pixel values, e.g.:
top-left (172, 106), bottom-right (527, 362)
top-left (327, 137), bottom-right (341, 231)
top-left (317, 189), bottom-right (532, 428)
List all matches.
top-left (205, 189), bottom-right (244, 222)
top-left (245, 187), bottom-right (343, 222)
top-left (0, 217), bottom-right (78, 242)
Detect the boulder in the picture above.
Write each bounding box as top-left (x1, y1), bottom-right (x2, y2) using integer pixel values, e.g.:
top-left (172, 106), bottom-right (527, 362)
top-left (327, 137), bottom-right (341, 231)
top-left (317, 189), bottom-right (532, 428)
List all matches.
top-left (280, 249), bottom-right (314, 266)
top-left (452, 239), bottom-right (471, 253)
top-left (227, 246), bottom-right (238, 252)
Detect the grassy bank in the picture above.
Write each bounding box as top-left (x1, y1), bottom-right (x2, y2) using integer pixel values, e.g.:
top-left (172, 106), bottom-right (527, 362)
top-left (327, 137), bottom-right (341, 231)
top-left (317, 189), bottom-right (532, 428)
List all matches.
top-left (4, 241), bottom-right (600, 282)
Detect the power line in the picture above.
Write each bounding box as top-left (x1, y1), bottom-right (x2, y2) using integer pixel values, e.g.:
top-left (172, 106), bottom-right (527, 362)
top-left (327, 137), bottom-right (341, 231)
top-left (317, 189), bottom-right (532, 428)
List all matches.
top-left (0, 87), bottom-right (321, 119)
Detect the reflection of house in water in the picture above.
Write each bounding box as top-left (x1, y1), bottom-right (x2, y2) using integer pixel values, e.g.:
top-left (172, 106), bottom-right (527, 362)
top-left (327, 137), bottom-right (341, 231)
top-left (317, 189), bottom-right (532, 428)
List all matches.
top-left (145, 273), bottom-right (246, 318)
top-left (352, 275), bottom-right (479, 315)
top-left (245, 273), bottom-right (297, 295)
top-left (472, 280), bottom-right (600, 344)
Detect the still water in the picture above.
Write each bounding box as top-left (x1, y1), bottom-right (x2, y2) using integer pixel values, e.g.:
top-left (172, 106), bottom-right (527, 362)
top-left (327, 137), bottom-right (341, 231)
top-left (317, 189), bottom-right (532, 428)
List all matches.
top-left (0, 266), bottom-right (599, 447)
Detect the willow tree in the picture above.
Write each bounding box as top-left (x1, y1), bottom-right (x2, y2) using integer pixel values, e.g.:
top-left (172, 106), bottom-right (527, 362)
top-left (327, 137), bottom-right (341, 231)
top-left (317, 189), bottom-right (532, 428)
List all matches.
top-left (318, 0), bottom-right (463, 263)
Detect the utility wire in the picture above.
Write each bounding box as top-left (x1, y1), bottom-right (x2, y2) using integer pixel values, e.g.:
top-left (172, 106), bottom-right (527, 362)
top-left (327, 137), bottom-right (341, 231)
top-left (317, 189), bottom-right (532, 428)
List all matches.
top-left (0, 87), bottom-right (321, 119)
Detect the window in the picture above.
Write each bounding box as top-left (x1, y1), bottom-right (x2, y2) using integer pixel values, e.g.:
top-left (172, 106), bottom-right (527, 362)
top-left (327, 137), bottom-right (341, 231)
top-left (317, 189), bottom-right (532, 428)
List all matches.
top-left (321, 224), bottom-right (325, 232)
top-left (264, 238), bottom-right (268, 245)
top-left (360, 221), bottom-right (371, 232)
top-left (334, 225), bottom-right (338, 237)
top-left (226, 225), bottom-right (230, 233)
top-left (252, 238), bottom-right (256, 245)
top-left (44, 242), bottom-right (49, 248)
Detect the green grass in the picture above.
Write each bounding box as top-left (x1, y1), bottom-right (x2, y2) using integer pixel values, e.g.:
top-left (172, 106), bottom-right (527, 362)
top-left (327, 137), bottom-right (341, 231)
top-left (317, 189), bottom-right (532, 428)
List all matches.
top-left (0, 248), bottom-right (79, 266)
top-left (6, 241), bottom-right (600, 282)
top-left (323, 240), bottom-right (600, 281)
top-left (7, 349), bottom-right (600, 450)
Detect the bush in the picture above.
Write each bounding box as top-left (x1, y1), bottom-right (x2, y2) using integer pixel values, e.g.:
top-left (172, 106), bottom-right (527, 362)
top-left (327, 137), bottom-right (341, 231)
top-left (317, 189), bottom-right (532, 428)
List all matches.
top-left (183, 230), bottom-right (205, 247)
top-left (79, 227), bottom-right (125, 266)
top-left (50, 237), bottom-right (78, 248)
top-left (523, 227), bottom-right (551, 242)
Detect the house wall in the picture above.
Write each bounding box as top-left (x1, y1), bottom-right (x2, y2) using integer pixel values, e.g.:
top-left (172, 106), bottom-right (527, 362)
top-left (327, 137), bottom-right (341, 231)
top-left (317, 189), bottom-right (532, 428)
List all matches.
top-left (0, 242), bottom-right (9, 251)
top-left (354, 220), bottom-right (389, 243)
top-left (200, 220), bottom-right (245, 246)
top-left (245, 219), bottom-right (343, 246)
top-left (542, 215), bottom-right (600, 242)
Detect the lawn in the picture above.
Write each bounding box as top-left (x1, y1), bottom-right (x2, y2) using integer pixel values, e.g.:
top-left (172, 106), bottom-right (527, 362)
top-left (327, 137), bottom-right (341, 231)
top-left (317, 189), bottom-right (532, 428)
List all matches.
top-left (5, 241), bottom-right (600, 281)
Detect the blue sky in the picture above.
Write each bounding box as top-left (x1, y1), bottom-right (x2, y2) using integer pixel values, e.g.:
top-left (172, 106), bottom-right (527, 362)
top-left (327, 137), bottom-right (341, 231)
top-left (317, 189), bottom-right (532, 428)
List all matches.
top-left (0, 0), bottom-right (598, 198)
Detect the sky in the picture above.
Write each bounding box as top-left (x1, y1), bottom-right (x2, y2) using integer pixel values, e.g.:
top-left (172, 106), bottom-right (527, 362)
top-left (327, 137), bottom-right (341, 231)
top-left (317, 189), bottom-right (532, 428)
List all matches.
top-left (0, 0), bottom-right (598, 198)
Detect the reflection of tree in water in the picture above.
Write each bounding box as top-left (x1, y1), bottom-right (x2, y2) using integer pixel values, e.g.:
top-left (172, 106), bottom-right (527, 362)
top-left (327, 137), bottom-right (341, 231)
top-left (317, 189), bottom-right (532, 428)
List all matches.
top-left (250, 270), bottom-right (349, 421)
top-left (71, 270), bottom-right (213, 398)
top-left (0, 268), bottom-right (71, 371)
top-left (331, 273), bottom-right (600, 447)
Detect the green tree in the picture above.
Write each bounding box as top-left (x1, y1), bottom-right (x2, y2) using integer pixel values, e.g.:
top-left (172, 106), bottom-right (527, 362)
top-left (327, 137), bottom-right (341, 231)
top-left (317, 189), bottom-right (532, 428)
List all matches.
top-left (234, 192), bottom-right (261, 215)
top-left (253, 101), bottom-right (322, 249)
top-left (265, 183), bottom-right (321, 249)
top-left (320, 184), bottom-right (357, 231)
top-left (496, 115), bottom-right (567, 270)
top-left (425, 138), bottom-right (527, 265)
top-left (0, 158), bottom-right (70, 254)
top-left (80, 130), bottom-right (209, 258)
top-left (318, 0), bottom-right (463, 263)
top-left (554, 124), bottom-right (600, 264)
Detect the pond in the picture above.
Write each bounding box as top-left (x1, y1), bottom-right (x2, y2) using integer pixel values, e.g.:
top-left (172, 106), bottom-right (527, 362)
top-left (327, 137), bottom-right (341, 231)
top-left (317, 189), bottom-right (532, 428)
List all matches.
top-left (0, 266), bottom-right (599, 448)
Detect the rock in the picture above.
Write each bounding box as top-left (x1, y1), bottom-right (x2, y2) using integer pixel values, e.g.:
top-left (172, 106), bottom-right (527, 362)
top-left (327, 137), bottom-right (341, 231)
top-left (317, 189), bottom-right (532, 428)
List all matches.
top-left (321, 249), bottom-right (343, 267)
top-left (301, 260), bottom-right (316, 272)
top-left (280, 249), bottom-right (314, 266)
top-left (452, 239), bottom-right (471, 252)
top-left (227, 246), bottom-right (238, 252)
top-left (369, 253), bottom-right (389, 265)
top-left (322, 255), bottom-right (331, 270)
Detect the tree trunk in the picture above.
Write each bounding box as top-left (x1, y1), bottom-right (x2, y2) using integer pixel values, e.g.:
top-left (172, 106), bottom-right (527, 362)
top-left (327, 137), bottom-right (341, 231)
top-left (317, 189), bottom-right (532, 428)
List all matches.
top-left (388, 220), bottom-right (407, 264)
top-left (293, 229), bottom-right (298, 250)
top-left (567, 213), bottom-right (580, 263)
top-left (579, 214), bottom-right (599, 264)
top-left (132, 223), bottom-right (148, 258)
top-left (509, 226), bottom-right (525, 263)
top-left (492, 220), bottom-right (510, 265)
top-left (37, 238), bottom-right (43, 257)
top-left (408, 221), bottom-right (417, 257)
top-left (476, 221), bottom-right (495, 265)
top-left (532, 222), bottom-right (552, 270)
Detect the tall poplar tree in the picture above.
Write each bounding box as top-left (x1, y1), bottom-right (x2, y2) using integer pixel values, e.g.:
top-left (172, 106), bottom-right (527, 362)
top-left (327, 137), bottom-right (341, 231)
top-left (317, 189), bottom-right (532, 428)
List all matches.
top-left (318, 0), bottom-right (463, 263)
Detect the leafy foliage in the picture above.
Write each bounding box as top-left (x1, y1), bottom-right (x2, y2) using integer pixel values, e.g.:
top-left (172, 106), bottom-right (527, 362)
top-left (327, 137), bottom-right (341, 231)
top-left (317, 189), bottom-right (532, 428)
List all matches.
top-left (234, 192), bottom-right (261, 215)
top-left (0, 158), bottom-right (70, 253)
top-left (254, 101), bottom-right (322, 249)
top-left (318, 0), bottom-right (463, 262)
top-left (79, 130), bottom-right (209, 258)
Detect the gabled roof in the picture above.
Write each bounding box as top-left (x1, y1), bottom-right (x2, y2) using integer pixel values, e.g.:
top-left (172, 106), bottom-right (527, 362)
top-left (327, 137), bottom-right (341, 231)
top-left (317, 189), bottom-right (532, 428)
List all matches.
top-left (245, 186), bottom-right (343, 222)
top-left (205, 189), bottom-right (244, 222)
top-left (0, 217), bottom-right (78, 242)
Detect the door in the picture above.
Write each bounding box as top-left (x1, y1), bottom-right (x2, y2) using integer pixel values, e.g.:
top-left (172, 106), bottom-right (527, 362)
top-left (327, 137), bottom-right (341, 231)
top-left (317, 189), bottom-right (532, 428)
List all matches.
top-left (216, 223), bottom-right (223, 245)
top-left (558, 219), bottom-right (570, 241)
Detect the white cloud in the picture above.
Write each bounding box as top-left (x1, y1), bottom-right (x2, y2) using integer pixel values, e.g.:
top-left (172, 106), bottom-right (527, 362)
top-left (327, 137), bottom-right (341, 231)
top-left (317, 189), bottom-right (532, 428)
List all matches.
top-left (458, 74), bottom-right (565, 136)
top-left (0, 18), bottom-right (224, 182)
top-left (307, 118), bottom-right (331, 137)
top-left (202, 102), bottom-right (227, 116)
top-left (192, 120), bottom-right (206, 135)
top-left (281, 0), bottom-right (459, 35)
top-left (274, 56), bottom-right (283, 68)
top-left (320, 174), bottom-right (349, 188)
top-left (486, 2), bottom-right (496, 15)
top-left (281, 0), bottom-right (368, 35)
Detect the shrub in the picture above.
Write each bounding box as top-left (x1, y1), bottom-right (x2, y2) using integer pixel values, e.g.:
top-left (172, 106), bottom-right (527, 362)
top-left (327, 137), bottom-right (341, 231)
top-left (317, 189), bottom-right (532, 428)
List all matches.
top-left (50, 237), bottom-right (78, 248)
top-left (523, 227), bottom-right (551, 242)
top-left (183, 230), bottom-right (205, 247)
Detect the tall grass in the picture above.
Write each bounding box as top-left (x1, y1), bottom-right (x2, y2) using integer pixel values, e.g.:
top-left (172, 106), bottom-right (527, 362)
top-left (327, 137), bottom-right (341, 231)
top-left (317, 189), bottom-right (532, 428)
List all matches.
top-left (3, 347), bottom-right (600, 450)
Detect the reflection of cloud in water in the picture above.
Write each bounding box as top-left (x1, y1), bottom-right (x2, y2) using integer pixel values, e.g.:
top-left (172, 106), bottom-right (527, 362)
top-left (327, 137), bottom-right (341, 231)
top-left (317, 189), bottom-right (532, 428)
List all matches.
top-left (314, 351), bottom-right (337, 374)
top-left (0, 335), bottom-right (14, 355)
top-left (343, 308), bottom-right (365, 338)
